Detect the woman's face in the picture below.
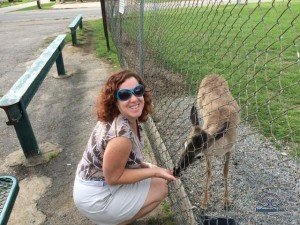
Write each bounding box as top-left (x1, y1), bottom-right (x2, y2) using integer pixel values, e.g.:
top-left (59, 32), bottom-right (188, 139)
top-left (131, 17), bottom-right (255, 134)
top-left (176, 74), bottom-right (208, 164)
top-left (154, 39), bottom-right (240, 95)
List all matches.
top-left (116, 77), bottom-right (145, 123)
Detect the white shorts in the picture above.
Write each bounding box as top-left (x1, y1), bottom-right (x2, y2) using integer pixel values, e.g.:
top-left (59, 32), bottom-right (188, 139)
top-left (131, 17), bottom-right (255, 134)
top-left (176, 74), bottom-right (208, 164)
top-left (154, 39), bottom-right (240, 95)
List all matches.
top-left (73, 176), bottom-right (151, 225)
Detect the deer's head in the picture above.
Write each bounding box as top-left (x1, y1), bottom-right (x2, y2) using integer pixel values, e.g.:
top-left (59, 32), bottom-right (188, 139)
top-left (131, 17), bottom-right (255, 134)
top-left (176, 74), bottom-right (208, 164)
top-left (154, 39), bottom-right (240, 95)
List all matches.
top-left (173, 106), bottom-right (229, 177)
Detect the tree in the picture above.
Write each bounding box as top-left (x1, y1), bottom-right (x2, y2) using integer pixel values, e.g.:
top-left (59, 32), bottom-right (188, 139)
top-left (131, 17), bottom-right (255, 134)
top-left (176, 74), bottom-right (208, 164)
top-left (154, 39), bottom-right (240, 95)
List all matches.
top-left (36, 0), bottom-right (42, 9)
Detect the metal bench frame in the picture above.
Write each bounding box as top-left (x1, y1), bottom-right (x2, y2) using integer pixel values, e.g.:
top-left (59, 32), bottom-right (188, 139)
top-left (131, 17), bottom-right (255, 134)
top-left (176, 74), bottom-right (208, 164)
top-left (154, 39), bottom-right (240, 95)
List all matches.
top-left (68, 14), bottom-right (83, 45)
top-left (0, 35), bottom-right (67, 158)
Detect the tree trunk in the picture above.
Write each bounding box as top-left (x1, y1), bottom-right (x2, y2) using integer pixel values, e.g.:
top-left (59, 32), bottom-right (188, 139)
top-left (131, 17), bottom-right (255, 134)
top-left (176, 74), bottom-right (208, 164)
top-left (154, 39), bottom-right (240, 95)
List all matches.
top-left (36, 0), bottom-right (42, 9)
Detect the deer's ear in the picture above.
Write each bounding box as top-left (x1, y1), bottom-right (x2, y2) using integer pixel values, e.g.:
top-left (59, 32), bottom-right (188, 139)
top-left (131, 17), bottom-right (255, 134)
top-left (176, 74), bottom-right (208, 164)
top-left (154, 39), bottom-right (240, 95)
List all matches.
top-left (214, 122), bottom-right (230, 140)
top-left (190, 105), bottom-right (200, 126)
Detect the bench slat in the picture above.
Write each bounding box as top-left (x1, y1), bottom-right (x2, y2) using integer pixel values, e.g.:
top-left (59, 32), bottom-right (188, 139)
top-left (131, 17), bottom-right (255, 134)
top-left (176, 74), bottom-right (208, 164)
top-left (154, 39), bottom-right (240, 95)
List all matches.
top-left (68, 14), bottom-right (82, 29)
top-left (68, 14), bottom-right (83, 45)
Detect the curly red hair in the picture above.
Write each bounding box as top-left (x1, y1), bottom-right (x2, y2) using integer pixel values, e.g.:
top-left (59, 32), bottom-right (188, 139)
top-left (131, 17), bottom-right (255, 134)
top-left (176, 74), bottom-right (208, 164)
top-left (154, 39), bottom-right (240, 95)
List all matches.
top-left (96, 69), bottom-right (153, 122)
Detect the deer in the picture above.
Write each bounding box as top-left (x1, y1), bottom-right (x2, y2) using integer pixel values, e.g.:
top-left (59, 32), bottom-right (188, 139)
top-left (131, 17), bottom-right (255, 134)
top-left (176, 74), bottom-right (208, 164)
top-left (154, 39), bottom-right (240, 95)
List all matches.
top-left (173, 74), bottom-right (240, 210)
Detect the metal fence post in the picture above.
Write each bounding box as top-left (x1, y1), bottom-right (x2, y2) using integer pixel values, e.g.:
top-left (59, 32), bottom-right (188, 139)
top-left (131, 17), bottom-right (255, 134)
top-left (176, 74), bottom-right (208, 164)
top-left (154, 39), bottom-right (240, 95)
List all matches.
top-left (139, 0), bottom-right (145, 78)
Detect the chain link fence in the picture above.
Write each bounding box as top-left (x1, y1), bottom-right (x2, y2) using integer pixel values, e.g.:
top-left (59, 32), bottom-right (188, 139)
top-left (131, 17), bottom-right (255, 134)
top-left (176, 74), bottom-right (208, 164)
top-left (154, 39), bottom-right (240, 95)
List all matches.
top-left (104, 0), bottom-right (299, 224)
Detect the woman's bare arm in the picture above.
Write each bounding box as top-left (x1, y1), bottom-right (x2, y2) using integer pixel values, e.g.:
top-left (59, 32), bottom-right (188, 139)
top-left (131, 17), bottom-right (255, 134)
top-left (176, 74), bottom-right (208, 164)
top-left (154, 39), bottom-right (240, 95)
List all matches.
top-left (103, 137), bottom-right (175, 185)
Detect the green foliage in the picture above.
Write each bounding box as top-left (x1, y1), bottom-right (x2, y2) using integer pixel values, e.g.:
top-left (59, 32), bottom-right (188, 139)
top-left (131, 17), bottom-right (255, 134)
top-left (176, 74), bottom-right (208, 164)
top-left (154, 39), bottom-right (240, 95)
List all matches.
top-left (143, 204), bottom-right (175, 225)
top-left (139, 200), bottom-right (175, 225)
top-left (64, 33), bottom-right (72, 44)
top-left (47, 151), bottom-right (59, 161)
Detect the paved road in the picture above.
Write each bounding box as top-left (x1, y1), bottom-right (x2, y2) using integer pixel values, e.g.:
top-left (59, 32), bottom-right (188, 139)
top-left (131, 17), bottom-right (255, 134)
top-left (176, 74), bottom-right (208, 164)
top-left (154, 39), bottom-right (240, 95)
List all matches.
top-left (0, 2), bottom-right (102, 21)
top-left (0, 1), bottom-right (101, 93)
top-left (0, 1), bottom-right (102, 157)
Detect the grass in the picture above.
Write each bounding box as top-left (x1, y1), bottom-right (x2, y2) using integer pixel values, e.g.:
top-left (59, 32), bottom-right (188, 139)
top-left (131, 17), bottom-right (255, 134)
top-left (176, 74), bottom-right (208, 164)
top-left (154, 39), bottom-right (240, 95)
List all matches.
top-left (0, 0), bottom-right (34, 8)
top-left (90, 20), bottom-right (121, 67)
top-left (15, 2), bottom-right (55, 10)
top-left (122, 1), bottom-right (300, 157)
top-left (0, 0), bottom-right (55, 10)
top-left (64, 20), bottom-right (121, 68)
top-left (47, 151), bottom-right (60, 160)
top-left (23, 0), bottom-right (297, 157)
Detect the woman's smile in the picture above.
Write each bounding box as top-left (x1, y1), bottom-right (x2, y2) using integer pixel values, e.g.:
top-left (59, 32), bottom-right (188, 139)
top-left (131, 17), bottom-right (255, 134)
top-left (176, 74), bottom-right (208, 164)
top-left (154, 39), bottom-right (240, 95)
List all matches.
top-left (117, 77), bottom-right (145, 123)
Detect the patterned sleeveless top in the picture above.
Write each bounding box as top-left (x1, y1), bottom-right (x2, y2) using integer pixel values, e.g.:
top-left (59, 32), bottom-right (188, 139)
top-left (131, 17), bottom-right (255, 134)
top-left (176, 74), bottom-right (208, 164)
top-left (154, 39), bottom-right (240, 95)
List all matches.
top-left (77, 114), bottom-right (144, 181)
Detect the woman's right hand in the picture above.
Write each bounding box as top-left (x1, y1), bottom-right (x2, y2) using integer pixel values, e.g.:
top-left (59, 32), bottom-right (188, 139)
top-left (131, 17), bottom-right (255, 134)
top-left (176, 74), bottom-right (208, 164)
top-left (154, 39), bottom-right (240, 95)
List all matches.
top-left (153, 167), bottom-right (177, 182)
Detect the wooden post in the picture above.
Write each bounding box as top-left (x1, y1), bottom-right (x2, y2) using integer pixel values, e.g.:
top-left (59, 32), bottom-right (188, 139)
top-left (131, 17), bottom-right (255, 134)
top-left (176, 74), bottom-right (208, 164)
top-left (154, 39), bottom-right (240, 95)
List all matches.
top-left (100, 0), bottom-right (110, 51)
top-left (36, 0), bottom-right (42, 9)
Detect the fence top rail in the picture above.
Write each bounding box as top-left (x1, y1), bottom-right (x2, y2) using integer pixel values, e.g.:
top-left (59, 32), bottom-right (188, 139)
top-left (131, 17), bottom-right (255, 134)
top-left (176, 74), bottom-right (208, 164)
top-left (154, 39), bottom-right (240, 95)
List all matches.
top-left (0, 34), bottom-right (66, 108)
top-left (68, 14), bottom-right (83, 28)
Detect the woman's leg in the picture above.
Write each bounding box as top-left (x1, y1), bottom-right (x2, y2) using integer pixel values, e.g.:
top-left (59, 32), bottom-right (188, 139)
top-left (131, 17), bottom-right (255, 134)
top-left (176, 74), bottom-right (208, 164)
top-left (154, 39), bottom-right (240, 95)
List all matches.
top-left (119, 177), bottom-right (168, 225)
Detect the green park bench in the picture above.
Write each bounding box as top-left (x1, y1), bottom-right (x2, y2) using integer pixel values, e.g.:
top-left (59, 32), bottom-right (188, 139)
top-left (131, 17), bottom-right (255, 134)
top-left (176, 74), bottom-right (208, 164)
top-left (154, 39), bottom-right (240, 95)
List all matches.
top-left (0, 34), bottom-right (67, 158)
top-left (68, 14), bottom-right (83, 45)
top-left (0, 176), bottom-right (19, 225)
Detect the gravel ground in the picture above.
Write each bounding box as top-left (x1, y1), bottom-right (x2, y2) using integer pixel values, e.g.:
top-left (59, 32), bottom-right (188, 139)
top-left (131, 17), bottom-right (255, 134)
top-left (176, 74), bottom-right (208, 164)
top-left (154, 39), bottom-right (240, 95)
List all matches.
top-left (150, 96), bottom-right (299, 225)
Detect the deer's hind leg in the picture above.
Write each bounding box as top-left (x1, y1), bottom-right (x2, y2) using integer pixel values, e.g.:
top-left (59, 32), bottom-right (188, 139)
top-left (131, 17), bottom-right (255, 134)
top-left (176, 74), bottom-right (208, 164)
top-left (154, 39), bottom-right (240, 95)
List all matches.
top-left (201, 156), bottom-right (211, 209)
top-left (223, 151), bottom-right (231, 210)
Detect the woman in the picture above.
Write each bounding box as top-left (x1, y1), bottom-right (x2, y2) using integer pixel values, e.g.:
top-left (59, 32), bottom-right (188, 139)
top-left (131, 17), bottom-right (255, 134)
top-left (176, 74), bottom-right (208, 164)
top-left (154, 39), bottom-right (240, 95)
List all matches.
top-left (73, 69), bottom-right (176, 225)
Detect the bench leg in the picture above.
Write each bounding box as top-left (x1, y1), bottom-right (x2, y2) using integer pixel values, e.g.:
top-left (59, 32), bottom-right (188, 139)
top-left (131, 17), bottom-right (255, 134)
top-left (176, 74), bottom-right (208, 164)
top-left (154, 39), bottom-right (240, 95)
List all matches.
top-left (72, 33), bottom-right (77, 45)
top-left (70, 28), bottom-right (77, 45)
top-left (79, 20), bottom-right (83, 29)
top-left (5, 103), bottom-right (40, 158)
top-left (56, 50), bottom-right (66, 76)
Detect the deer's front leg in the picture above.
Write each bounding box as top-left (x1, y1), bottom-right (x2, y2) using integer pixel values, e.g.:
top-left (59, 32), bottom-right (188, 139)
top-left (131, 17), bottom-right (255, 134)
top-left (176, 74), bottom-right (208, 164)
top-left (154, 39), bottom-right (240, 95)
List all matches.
top-left (223, 151), bottom-right (231, 210)
top-left (201, 156), bottom-right (211, 209)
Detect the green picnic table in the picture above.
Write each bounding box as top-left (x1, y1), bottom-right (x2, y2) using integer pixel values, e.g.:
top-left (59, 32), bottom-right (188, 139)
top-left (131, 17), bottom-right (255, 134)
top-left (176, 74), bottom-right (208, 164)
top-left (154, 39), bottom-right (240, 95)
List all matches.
top-left (0, 176), bottom-right (19, 225)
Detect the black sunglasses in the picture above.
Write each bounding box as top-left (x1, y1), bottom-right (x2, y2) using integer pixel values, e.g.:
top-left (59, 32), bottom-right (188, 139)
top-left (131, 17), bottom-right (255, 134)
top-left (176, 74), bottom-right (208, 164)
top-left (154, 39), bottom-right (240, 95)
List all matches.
top-left (115, 84), bottom-right (145, 101)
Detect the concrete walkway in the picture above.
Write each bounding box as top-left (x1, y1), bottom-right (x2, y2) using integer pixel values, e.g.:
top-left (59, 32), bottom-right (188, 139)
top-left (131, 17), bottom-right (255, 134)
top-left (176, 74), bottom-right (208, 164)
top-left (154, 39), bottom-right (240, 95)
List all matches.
top-left (0, 0), bottom-right (99, 13)
top-left (52, 1), bottom-right (100, 9)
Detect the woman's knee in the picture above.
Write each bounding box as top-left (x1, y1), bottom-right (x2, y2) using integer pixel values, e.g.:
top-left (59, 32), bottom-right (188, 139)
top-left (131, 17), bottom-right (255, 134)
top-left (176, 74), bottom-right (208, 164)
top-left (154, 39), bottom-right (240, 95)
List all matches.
top-left (160, 179), bottom-right (169, 198)
top-left (151, 178), bottom-right (168, 199)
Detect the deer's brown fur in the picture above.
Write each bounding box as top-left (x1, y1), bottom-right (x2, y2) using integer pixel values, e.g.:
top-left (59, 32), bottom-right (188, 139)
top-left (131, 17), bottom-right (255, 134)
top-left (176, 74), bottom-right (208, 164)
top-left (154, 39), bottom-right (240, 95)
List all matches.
top-left (174, 74), bottom-right (240, 209)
